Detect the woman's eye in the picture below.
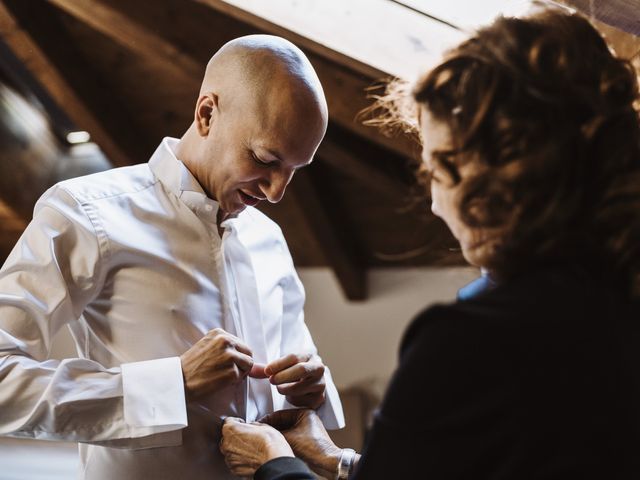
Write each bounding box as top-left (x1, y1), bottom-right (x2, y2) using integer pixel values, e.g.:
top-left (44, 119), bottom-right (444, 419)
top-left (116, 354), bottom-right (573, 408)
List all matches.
top-left (422, 164), bottom-right (439, 183)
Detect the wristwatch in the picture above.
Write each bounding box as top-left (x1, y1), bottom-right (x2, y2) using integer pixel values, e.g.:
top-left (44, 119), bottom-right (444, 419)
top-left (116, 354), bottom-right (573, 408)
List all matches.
top-left (336, 448), bottom-right (356, 479)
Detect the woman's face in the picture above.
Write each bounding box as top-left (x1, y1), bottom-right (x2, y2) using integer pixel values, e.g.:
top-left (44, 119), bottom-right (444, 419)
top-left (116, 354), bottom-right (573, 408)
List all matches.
top-left (419, 107), bottom-right (494, 268)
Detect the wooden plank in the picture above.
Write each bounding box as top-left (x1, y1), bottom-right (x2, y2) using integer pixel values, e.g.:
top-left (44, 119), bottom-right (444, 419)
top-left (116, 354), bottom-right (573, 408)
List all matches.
top-left (0, 198), bottom-right (26, 231)
top-left (0, 193), bottom-right (28, 263)
top-left (392, 0), bottom-right (534, 32)
top-left (317, 136), bottom-right (409, 199)
top-left (46, 0), bottom-right (203, 81)
top-left (289, 169), bottom-right (367, 301)
top-left (558, 0), bottom-right (640, 60)
top-left (194, 0), bottom-right (466, 81)
top-left (0, 1), bottom-right (131, 167)
top-left (565, 0), bottom-right (640, 36)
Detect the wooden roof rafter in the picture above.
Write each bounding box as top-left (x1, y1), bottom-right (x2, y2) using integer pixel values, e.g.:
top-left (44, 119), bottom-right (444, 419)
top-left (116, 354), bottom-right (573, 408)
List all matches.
top-left (46, 0), bottom-right (202, 83)
top-left (0, 0), bottom-right (132, 168)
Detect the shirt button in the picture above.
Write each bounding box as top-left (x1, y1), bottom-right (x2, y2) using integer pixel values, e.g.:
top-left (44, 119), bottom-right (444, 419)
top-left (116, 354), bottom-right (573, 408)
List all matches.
top-left (204, 205), bottom-right (213, 212)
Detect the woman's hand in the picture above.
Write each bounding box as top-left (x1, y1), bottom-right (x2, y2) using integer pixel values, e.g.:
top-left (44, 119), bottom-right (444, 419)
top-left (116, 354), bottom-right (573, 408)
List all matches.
top-left (220, 417), bottom-right (294, 477)
top-left (260, 409), bottom-right (343, 478)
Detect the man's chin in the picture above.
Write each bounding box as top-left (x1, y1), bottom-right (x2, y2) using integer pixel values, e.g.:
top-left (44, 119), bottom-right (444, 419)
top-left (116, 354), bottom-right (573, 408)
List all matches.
top-left (221, 203), bottom-right (246, 218)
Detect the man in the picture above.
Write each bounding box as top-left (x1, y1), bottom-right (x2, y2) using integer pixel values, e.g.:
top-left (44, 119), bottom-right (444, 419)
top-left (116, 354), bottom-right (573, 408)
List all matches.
top-left (0, 35), bottom-right (344, 479)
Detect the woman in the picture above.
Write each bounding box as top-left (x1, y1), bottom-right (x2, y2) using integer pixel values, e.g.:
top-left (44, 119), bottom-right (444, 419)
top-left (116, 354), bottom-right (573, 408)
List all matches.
top-left (220, 7), bottom-right (640, 479)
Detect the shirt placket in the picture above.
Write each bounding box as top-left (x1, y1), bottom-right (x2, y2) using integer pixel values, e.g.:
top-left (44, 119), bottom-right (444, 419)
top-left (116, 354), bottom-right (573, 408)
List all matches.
top-left (219, 226), bottom-right (249, 420)
top-left (220, 223), bottom-right (274, 422)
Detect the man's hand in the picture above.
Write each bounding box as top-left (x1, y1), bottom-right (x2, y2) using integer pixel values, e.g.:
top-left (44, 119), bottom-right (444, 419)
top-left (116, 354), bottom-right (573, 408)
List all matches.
top-left (180, 328), bottom-right (266, 400)
top-left (260, 409), bottom-right (342, 478)
top-left (265, 353), bottom-right (326, 409)
top-left (220, 417), bottom-right (294, 477)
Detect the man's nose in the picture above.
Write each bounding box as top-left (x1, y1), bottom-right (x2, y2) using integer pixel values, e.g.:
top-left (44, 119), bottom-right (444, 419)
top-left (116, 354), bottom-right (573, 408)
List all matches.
top-left (263, 171), bottom-right (292, 203)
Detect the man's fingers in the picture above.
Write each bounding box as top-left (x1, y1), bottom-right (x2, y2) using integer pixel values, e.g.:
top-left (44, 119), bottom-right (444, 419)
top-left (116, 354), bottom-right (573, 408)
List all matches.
top-left (232, 351), bottom-right (255, 376)
top-left (248, 362), bottom-right (268, 378)
top-left (229, 337), bottom-right (253, 357)
top-left (269, 361), bottom-right (324, 385)
top-left (265, 352), bottom-right (313, 376)
top-left (276, 380), bottom-right (325, 397)
top-left (209, 328), bottom-right (253, 357)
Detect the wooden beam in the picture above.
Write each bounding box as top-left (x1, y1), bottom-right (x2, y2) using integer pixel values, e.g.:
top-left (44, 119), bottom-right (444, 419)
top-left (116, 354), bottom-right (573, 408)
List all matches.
top-left (46, 0), bottom-right (202, 81)
top-left (192, 0), bottom-right (383, 80)
top-left (289, 170), bottom-right (367, 301)
top-left (0, 199), bottom-right (25, 263)
top-left (556, 1), bottom-right (640, 62)
top-left (0, 1), bottom-right (131, 167)
top-left (192, 0), bottom-right (465, 80)
top-left (317, 136), bottom-right (409, 199)
top-left (564, 0), bottom-right (640, 36)
top-left (0, 198), bottom-right (26, 231)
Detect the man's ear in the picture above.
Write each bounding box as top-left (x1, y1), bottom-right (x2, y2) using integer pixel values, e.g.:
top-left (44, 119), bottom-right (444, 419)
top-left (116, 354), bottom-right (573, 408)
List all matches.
top-left (194, 92), bottom-right (219, 137)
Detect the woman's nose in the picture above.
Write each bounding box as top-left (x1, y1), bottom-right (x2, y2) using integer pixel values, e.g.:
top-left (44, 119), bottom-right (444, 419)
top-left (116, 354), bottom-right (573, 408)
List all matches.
top-left (431, 199), bottom-right (440, 217)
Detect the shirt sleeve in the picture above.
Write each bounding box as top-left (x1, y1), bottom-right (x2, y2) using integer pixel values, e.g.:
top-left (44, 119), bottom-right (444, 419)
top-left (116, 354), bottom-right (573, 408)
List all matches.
top-left (0, 185), bottom-right (187, 446)
top-left (279, 240), bottom-right (345, 430)
top-left (254, 457), bottom-right (315, 480)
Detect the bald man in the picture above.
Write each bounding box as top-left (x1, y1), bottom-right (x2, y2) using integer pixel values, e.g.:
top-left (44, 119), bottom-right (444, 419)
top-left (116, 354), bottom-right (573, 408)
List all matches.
top-left (0, 35), bottom-right (344, 479)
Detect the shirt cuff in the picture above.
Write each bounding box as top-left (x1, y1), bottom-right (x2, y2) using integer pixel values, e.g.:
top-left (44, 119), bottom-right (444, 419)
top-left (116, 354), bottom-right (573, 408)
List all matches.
top-left (281, 366), bottom-right (345, 430)
top-left (121, 357), bottom-right (188, 431)
top-left (315, 367), bottom-right (345, 430)
top-left (254, 457), bottom-right (315, 480)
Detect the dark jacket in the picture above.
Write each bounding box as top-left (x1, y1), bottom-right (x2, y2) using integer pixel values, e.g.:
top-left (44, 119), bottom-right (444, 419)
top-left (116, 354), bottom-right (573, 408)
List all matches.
top-left (257, 264), bottom-right (640, 479)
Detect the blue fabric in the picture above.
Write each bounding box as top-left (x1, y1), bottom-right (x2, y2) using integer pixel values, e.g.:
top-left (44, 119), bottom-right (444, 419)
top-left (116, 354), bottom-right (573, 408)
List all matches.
top-left (457, 273), bottom-right (496, 300)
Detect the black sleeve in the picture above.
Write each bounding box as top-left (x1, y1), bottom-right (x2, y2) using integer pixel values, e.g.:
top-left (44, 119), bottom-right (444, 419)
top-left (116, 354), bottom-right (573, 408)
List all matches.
top-left (254, 457), bottom-right (315, 480)
top-left (352, 304), bottom-right (519, 479)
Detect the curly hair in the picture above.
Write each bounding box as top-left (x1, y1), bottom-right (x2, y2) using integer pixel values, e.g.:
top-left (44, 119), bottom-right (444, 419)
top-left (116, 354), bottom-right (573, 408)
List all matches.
top-left (377, 8), bottom-right (640, 294)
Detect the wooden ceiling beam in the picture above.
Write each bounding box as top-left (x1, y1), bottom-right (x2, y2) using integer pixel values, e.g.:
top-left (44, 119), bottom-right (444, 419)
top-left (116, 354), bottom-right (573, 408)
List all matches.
top-left (0, 1), bottom-right (131, 167)
top-left (46, 0), bottom-right (202, 82)
top-left (289, 170), bottom-right (367, 301)
top-left (317, 136), bottom-right (409, 199)
top-left (563, 0), bottom-right (640, 36)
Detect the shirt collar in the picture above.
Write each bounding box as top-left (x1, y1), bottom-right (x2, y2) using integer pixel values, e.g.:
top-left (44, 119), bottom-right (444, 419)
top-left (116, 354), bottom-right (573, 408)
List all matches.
top-left (457, 270), bottom-right (497, 301)
top-left (148, 137), bottom-right (220, 218)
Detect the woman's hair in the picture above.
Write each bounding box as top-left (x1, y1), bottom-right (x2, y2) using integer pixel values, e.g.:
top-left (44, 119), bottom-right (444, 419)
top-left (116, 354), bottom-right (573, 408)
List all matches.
top-left (375, 8), bottom-right (640, 293)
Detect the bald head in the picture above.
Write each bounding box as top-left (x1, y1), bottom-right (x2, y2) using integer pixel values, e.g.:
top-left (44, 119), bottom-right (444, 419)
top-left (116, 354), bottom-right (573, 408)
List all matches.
top-left (200, 35), bottom-right (327, 125)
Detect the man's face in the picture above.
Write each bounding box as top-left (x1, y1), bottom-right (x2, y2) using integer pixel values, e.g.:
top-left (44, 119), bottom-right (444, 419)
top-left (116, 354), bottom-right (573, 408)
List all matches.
top-left (198, 93), bottom-right (325, 216)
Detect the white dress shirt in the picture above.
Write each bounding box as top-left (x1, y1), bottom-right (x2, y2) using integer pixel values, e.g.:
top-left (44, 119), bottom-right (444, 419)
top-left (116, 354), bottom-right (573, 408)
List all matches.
top-left (0, 138), bottom-right (344, 479)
